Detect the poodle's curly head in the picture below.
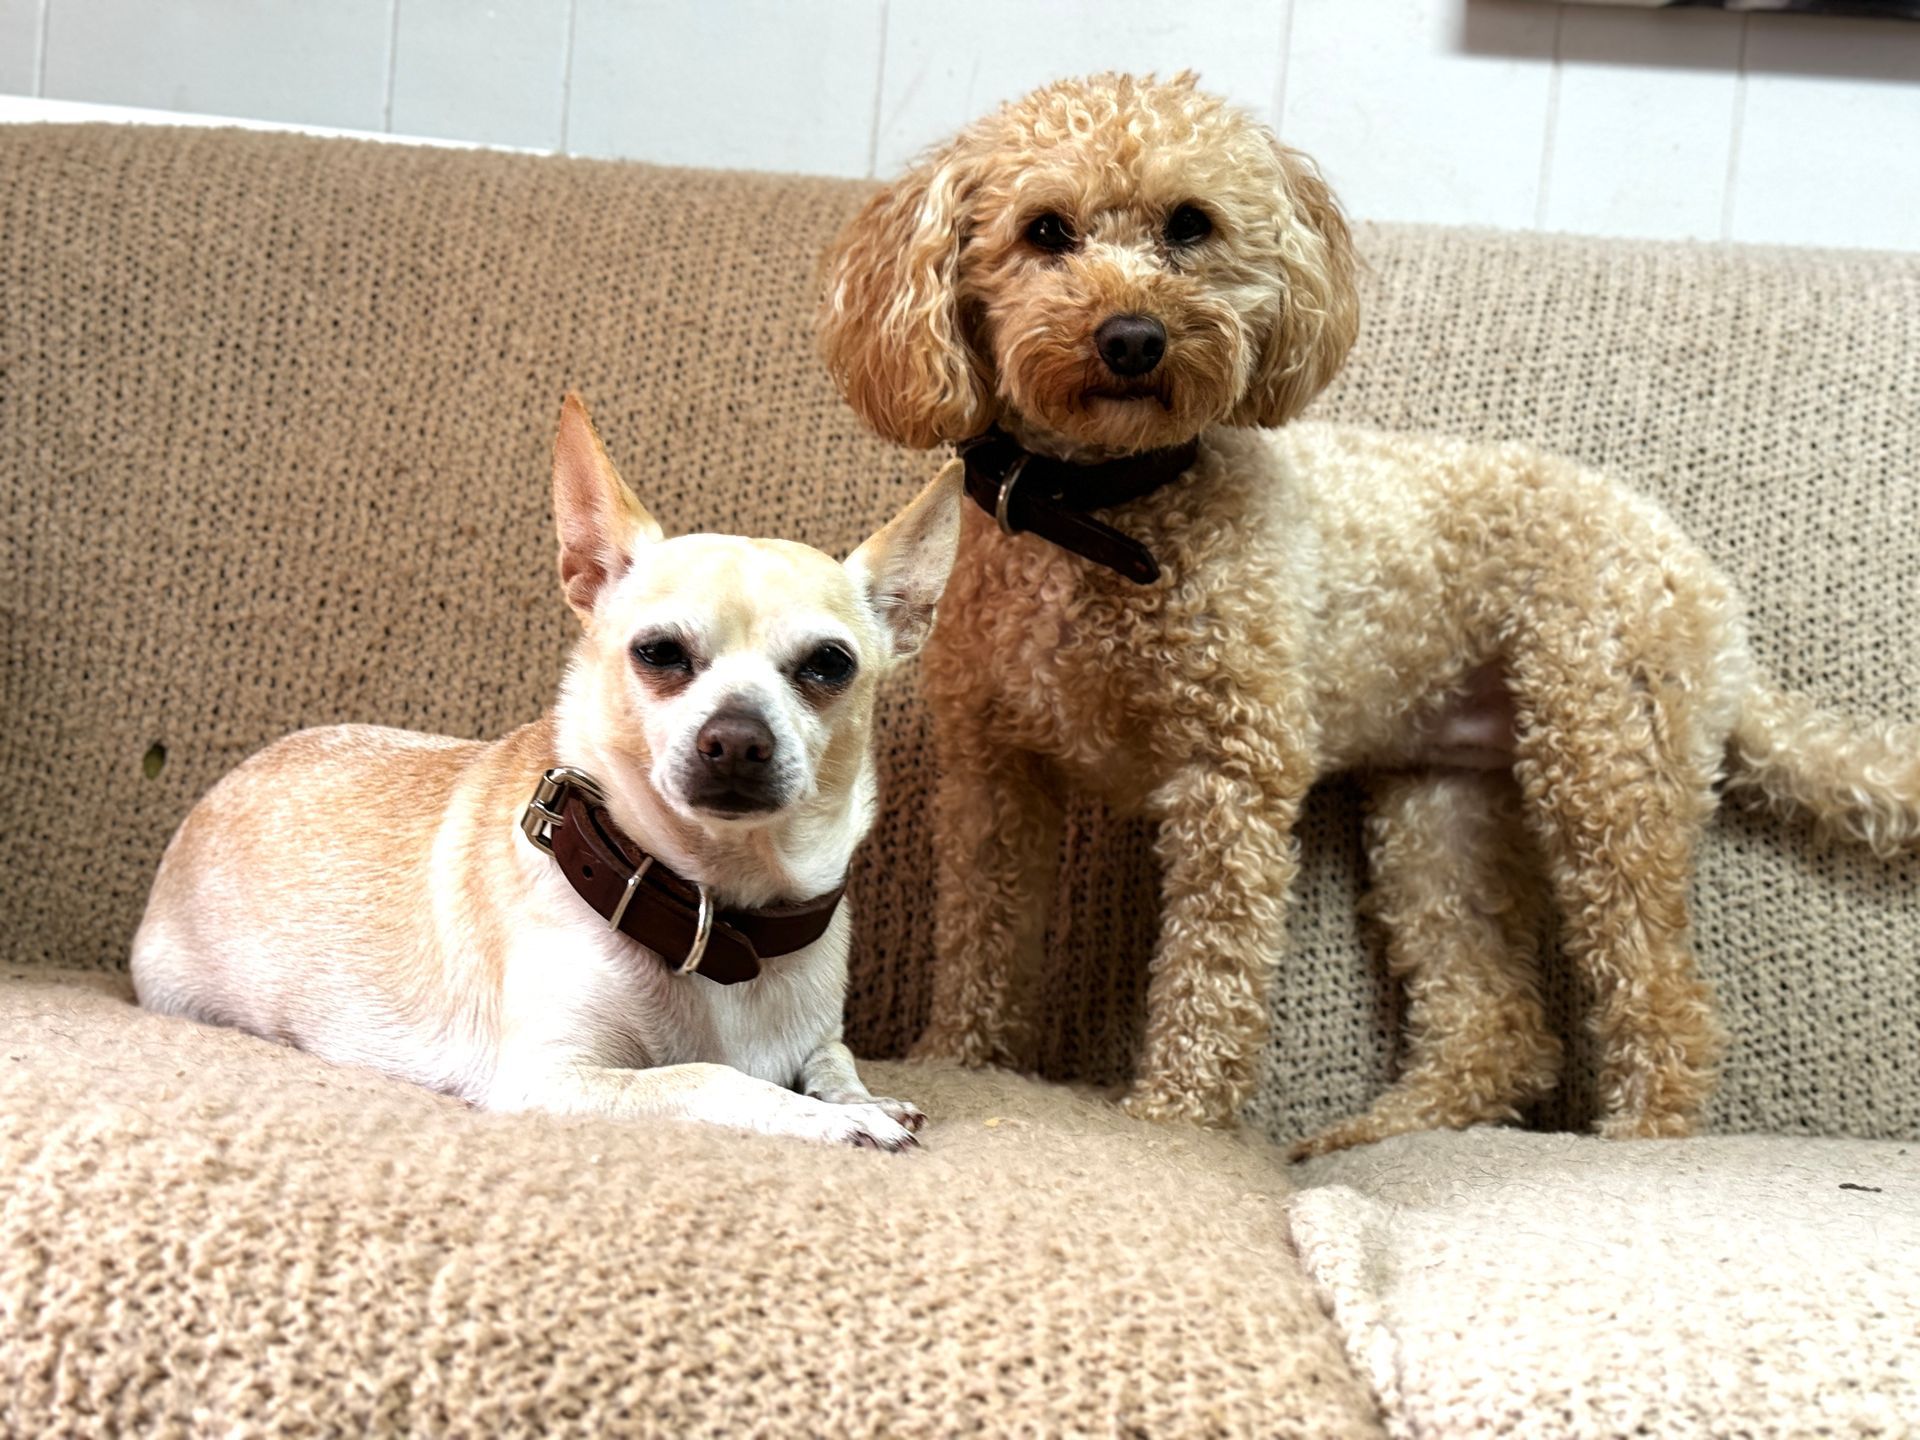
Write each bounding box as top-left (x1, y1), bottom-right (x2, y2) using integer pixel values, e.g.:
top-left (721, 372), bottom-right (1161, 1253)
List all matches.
top-left (819, 71), bottom-right (1359, 456)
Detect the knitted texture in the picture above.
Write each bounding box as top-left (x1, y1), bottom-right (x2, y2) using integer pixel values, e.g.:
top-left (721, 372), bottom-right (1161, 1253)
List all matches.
top-left (1288, 1128), bottom-right (1920, 1438)
top-left (0, 970), bottom-right (1382, 1438)
top-left (1, 125), bottom-right (1915, 1143)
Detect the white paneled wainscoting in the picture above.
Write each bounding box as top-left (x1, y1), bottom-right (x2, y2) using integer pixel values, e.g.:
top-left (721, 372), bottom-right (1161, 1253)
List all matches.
top-left (2, 0), bottom-right (1917, 250)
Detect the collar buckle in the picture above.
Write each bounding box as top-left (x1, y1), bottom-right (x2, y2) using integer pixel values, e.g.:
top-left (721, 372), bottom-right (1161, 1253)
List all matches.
top-left (524, 765), bottom-right (716, 974)
top-left (519, 766), bottom-right (607, 853)
top-left (993, 455), bottom-right (1030, 536)
top-left (958, 426), bottom-right (1197, 585)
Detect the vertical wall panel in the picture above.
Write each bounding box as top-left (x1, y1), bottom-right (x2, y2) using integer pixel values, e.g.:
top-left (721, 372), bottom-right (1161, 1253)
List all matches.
top-left (7, 0), bottom-right (1920, 251)
top-left (1543, 6), bottom-right (1742, 242)
top-left (873, 0), bottom-right (1291, 177)
top-left (1281, 0), bottom-right (1558, 230)
top-left (41, 0), bottom-right (392, 131)
top-left (1730, 15), bottom-right (1920, 252)
top-left (567, 0), bottom-right (884, 176)
top-left (390, 0), bottom-right (572, 151)
top-left (0, 0), bottom-right (42, 94)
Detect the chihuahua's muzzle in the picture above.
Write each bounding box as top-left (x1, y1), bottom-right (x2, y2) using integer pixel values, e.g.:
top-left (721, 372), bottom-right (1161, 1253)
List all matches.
top-left (686, 706), bottom-right (789, 815)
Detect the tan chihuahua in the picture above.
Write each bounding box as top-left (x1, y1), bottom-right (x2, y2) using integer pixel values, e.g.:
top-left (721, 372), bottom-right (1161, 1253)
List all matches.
top-left (131, 395), bottom-right (960, 1150)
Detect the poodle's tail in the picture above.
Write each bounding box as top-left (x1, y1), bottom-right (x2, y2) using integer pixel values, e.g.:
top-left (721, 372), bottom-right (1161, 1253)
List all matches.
top-left (1727, 681), bottom-right (1920, 858)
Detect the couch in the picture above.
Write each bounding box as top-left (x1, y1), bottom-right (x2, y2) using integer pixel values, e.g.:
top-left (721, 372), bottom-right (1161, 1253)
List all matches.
top-left (3, 124), bottom-right (1916, 1437)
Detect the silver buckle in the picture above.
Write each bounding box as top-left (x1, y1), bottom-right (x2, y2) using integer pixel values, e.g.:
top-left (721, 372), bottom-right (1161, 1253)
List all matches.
top-left (993, 456), bottom-right (1030, 536)
top-left (519, 766), bottom-right (608, 853)
top-left (523, 766), bottom-right (715, 975)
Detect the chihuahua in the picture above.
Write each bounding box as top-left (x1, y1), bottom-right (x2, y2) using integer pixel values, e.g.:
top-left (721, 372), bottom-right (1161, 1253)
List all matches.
top-left (131, 395), bottom-right (960, 1150)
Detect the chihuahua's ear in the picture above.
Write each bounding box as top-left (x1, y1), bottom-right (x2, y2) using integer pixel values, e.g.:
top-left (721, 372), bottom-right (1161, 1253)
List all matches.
top-left (551, 393), bottom-right (663, 622)
top-left (846, 463), bottom-right (963, 659)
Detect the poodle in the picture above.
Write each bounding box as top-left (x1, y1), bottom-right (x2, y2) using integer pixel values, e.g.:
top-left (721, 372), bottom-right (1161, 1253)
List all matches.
top-left (816, 71), bottom-right (1920, 1155)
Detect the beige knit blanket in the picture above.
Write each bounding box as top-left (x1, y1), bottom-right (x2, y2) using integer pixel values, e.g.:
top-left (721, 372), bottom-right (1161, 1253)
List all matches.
top-left (2, 970), bottom-right (1383, 1437)
top-left (1289, 1130), bottom-right (1920, 1439)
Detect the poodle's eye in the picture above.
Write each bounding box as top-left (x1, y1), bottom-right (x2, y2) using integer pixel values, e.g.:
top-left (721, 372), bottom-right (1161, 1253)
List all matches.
top-left (795, 643), bottom-right (857, 689)
top-left (1165, 204), bottom-right (1214, 246)
top-left (1024, 212), bottom-right (1079, 254)
top-left (631, 637), bottom-right (692, 671)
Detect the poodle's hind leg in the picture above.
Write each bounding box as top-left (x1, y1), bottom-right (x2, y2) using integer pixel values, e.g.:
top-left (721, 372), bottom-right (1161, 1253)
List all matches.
top-left (1291, 769), bottom-right (1561, 1161)
top-left (1509, 615), bottom-right (1729, 1141)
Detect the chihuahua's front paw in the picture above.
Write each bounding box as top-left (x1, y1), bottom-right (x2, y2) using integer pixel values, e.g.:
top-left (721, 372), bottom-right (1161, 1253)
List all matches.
top-left (867, 1096), bottom-right (926, 1133)
top-left (812, 1089), bottom-right (927, 1135)
top-left (819, 1101), bottom-right (921, 1152)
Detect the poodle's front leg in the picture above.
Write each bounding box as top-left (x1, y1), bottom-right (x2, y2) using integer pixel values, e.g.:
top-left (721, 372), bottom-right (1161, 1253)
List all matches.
top-left (1124, 764), bottom-right (1305, 1128)
top-left (913, 731), bottom-right (1064, 1070)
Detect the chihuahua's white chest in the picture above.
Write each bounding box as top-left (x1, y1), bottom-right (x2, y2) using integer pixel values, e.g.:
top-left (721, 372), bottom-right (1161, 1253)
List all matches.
top-left (490, 876), bottom-right (852, 1098)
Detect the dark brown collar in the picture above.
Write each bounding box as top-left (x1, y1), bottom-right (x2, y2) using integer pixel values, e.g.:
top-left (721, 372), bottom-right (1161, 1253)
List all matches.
top-left (958, 425), bottom-right (1201, 584)
top-left (519, 768), bottom-right (845, 986)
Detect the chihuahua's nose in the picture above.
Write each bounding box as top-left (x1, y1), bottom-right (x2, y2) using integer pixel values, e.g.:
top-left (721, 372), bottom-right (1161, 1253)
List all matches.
top-left (697, 710), bottom-right (775, 776)
top-left (1095, 314), bottom-right (1166, 378)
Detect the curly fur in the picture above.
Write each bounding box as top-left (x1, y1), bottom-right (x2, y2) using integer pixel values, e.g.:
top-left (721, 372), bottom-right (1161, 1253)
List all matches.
top-left (818, 72), bottom-right (1920, 1151)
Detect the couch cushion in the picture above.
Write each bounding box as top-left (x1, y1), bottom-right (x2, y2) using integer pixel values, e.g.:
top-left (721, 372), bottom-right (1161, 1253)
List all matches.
top-left (2, 124), bottom-right (1916, 1145)
top-left (0, 971), bottom-right (1381, 1437)
top-left (1288, 1129), bottom-right (1920, 1439)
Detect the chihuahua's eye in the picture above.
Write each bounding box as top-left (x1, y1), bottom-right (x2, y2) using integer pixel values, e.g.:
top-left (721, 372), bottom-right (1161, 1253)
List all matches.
top-left (1165, 204), bottom-right (1213, 246)
top-left (795, 643), bottom-right (856, 688)
top-left (1024, 212), bottom-right (1078, 254)
top-left (631, 638), bottom-right (691, 671)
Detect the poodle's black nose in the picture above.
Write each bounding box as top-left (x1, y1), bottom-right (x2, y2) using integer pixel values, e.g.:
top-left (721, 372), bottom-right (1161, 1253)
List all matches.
top-left (1095, 314), bottom-right (1167, 378)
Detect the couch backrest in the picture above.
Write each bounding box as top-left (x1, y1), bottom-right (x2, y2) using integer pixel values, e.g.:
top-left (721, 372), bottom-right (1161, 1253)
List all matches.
top-left (3, 126), bottom-right (1915, 1143)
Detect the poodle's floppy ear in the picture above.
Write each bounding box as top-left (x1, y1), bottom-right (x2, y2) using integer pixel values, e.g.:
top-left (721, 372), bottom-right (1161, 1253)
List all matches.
top-left (1229, 145), bottom-right (1361, 430)
top-left (818, 142), bottom-right (991, 450)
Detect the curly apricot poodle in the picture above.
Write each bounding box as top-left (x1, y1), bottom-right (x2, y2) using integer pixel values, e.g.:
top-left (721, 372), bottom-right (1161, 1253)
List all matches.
top-left (818, 72), bottom-right (1920, 1155)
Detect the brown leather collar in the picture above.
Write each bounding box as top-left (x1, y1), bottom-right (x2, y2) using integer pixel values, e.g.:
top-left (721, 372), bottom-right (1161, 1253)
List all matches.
top-left (958, 425), bottom-right (1201, 584)
top-left (519, 768), bottom-right (845, 986)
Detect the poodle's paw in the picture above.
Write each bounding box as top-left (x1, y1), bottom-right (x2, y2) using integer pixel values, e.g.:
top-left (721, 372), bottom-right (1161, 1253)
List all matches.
top-left (1287, 1111), bottom-right (1442, 1162)
top-left (1119, 1079), bottom-right (1237, 1129)
top-left (909, 1022), bottom-right (1019, 1071)
top-left (1288, 1084), bottom-right (1535, 1160)
top-left (1595, 1108), bottom-right (1699, 1141)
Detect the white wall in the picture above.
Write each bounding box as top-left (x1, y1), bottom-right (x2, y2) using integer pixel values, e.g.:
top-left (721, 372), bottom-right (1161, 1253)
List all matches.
top-left (3, 0), bottom-right (1918, 250)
